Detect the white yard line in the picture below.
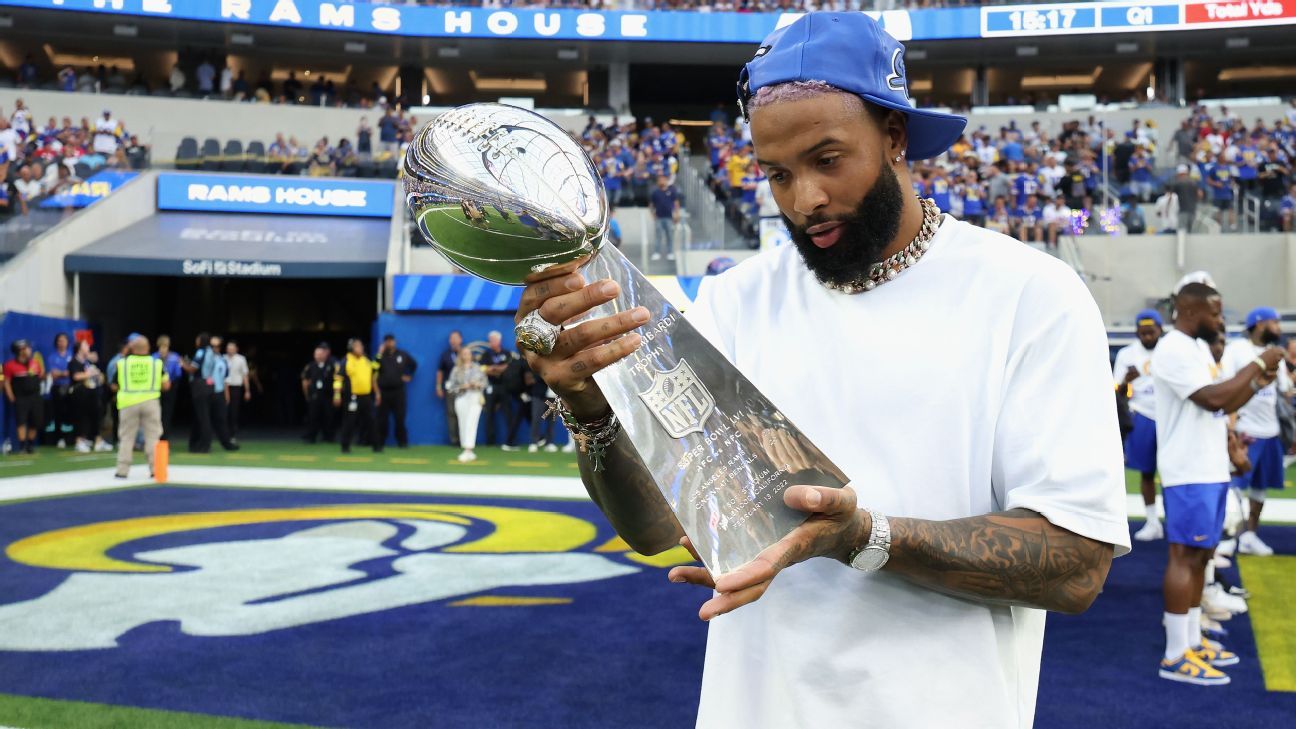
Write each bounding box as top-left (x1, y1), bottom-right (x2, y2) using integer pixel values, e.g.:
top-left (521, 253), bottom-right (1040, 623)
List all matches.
top-left (0, 465), bottom-right (588, 503)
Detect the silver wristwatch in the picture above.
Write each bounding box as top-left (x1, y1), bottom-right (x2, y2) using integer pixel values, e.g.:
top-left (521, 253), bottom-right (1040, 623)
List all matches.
top-left (848, 509), bottom-right (891, 572)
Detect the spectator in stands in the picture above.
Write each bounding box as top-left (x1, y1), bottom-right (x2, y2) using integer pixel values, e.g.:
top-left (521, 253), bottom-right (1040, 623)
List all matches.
top-left (1043, 194), bottom-right (1069, 248)
top-left (18, 54), bottom-right (38, 88)
top-left (986, 196), bottom-right (1011, 236)
top-left (650, 174), bottom-right (680, 262)
top-left (4, 339), bottom-right (44, 455)
top-left (308, 139), bottom-right (335, 176)
top-left (357, 117), bottom-right (372, 155)
top-left (1015, 193), bottom-right (1044, 245)
top-left (1206, 152), bottom-right (1236, 230)
top-left (232, 70), bottom-right (250, 101)
top-left (58, 66), bottom-right (76, 93)
top-left (196, 58), bottom-right (216, 98)
top-left (169, 64), bottom-right (186, 94)
top-left (15, 165), bottom-right (43, 205)
top-left (1129, 148), bottom-right (1154, 202)
top-left (334, 138), bottom-right (357, 174)
top-left (446, 346), bottom-right (486, 463)
top-left (219, 63), bottom-right (234, 99)
top-left (1259, 148), bottom-right (1289, 201)
top-left (283, 72), bottom-right (303, 103)
top-left (378, 108), bottom-right (400, 154)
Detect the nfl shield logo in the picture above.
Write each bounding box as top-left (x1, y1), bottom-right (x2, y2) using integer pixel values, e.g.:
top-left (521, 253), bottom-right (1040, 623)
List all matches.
top-left (637, 359), bottom-right (716, 439)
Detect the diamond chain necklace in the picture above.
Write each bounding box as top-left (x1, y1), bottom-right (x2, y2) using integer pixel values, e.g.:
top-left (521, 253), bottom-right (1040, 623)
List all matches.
top-left (824, 196), bottom-right (942, 294)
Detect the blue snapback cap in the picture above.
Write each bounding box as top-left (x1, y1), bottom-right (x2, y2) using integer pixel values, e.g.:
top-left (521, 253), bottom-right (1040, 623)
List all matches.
top-left (1246, 307), bottom-right (1279, 329)
top-left (738, 12), bottom-right (966, 161)
top-left (1135, 309), bottom-right (1163, 327)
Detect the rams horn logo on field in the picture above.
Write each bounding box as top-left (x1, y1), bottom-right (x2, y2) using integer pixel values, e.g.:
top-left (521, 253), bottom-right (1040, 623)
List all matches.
top-left (0, 503), bottom-right (693, 651)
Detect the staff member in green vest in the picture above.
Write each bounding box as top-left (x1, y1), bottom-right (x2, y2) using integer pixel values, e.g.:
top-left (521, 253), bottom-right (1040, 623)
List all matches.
top-left (111, 334), bottom-right (169, 479)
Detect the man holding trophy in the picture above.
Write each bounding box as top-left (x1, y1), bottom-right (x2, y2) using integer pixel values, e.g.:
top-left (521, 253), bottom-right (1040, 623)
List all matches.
top-left (404, 12), bottom-right (1129, 728)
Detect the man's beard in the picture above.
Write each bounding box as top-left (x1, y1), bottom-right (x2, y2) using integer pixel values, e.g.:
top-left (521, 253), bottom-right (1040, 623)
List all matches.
top-left (1196, 321), bottom-right (1221, 344)
top-left (1260, 328), bottom-right (1280, 345)
top-left (784, 164), bottom-right (905, 289)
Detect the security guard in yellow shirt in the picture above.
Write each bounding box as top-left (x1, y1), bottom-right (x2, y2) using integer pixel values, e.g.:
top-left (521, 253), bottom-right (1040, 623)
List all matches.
top-left (112, 335), bottom-right (169, 478)
top-left (334, 338), bottom-right (381, 453)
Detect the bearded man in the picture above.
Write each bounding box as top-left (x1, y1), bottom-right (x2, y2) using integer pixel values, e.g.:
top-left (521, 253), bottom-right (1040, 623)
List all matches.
top-left (515, 13), bottom-right (1129, 727)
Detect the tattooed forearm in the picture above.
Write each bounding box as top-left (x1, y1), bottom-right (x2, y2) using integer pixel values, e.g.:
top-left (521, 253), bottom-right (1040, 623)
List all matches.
top-left (578, 428), bottom-right (684, 555)
top-left (885, 509), bottom-right (1113, 614)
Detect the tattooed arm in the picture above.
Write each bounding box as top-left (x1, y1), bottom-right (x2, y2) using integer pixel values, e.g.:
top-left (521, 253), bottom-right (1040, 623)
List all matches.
top-left (885, 508), bottom-right (1114, 615)
top-left (577, 429), bottom-right (685, 555)
top-left (513, 263), bottom-right (683, 555)
top-left (671, 487), bottom-right (1115, 622)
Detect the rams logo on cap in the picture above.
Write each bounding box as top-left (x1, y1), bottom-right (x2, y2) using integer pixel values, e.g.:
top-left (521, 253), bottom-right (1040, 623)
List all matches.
top-left (753, 45), bottom-right (771, 59)
top-left (886, 48), bottom-right (908, 99)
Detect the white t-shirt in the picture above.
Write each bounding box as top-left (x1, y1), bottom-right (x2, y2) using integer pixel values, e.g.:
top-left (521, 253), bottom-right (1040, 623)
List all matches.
top-left (1221, 338), bottom-right (1290, 439)
top-left (1113, 341), bottom-right (1157, 418)
top-left (1151, 330), bottom-right (1229, 486)
top-left (685, 216), bottom-right (1130, 729)
top-left (93, 118), bottom-right (118, 155)
top-left (225, 354), bottom-right (249, 387)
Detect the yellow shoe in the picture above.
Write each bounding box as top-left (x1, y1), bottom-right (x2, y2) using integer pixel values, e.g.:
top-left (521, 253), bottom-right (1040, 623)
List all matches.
top-left (1194, 640), bottom-right (1240, 667)
top-left (1159, 650), bottom-right (1231, 686)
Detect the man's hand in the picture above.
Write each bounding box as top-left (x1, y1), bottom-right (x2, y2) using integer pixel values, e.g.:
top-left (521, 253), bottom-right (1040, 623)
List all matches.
top-left (1259, 347), bottom-right (1284, 371)
top-left (243, 389), bottom-right (251, 402)
top-left (514, 261), bottom-right (648, 421)
top-left (436, 386), bottom-right (445, 399)
top-left (668, 485), bottom-right (864, 621)
top-left (1124, 365), bottom-right (1140, 384)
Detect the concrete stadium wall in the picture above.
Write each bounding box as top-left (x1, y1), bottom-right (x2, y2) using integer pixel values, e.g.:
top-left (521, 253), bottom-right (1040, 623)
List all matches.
top-left (0, 169), bottom-right (158, 320)
top-left (1073, 232), bottom-right (1296, 325)
top-left (0, 89), bottom-right (596, 164)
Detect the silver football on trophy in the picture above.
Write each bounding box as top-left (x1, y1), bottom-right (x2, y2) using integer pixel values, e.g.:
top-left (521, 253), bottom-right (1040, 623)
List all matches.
top-left (402, 103), bottom-right (609, 285)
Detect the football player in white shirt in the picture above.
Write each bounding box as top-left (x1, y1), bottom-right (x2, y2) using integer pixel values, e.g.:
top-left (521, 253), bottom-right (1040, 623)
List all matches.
top-left (513, 13), bottom-right (1128, 728)
top-left (1220, 307), bottom-right (1291, 556)
top-left (1151, 284), bottom-right (1282, 685)
top-left (1115, 309), bottom-right (1164, 541)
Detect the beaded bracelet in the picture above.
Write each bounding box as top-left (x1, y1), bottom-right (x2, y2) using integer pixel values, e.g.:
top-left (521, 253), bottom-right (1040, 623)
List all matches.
top-left (546, 399), bottom-right (622, 472)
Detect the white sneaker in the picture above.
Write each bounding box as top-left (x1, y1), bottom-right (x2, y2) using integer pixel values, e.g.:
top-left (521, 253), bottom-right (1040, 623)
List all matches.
top-left (1212, 555), bottom-right (1232, 569)
top-left (57, 438), bottom-right (67, 449)
top-left (1216, 538), bottom-right (1237, 557)
top-left (561, 442), bottom-right (576, 453)
top-left (544, 444), bottom-right (558, 453)
top-left (1133, 519), bottom-right (1163, 542)
top-left (465, 450), bottom-right (477, 462)
top-left (667, 252), bottom-right (676, 261)
top-left (94, 440), bottom-right (113, 452)
top-left (457, 450), bottom-right (471, 462)
top-left (528, 444), bottom-right (538, 453)
top-left (1203, 583), bottom-right (1248, 615)
top-left (651, 252), bottom-right (662, 261)
top-left (1238, 531), bottom-right (1274, 557)
top-left (75, 439), bottom-right (91, 453)
top-left (501, 444), bottom-right (518, 452)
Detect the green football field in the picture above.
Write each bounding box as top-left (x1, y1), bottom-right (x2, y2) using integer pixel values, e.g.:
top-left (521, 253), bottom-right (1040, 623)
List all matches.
top-left (0, 440), bottom-right (579, 480)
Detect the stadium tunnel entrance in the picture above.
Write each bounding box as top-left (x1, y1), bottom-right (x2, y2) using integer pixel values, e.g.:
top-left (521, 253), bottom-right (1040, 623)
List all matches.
top-left (66, 210), bottom-right (389, 433)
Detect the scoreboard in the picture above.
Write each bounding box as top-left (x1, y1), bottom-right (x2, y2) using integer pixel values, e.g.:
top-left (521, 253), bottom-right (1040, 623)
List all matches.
top-left (983, 0), bottom-right (1296, 37)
